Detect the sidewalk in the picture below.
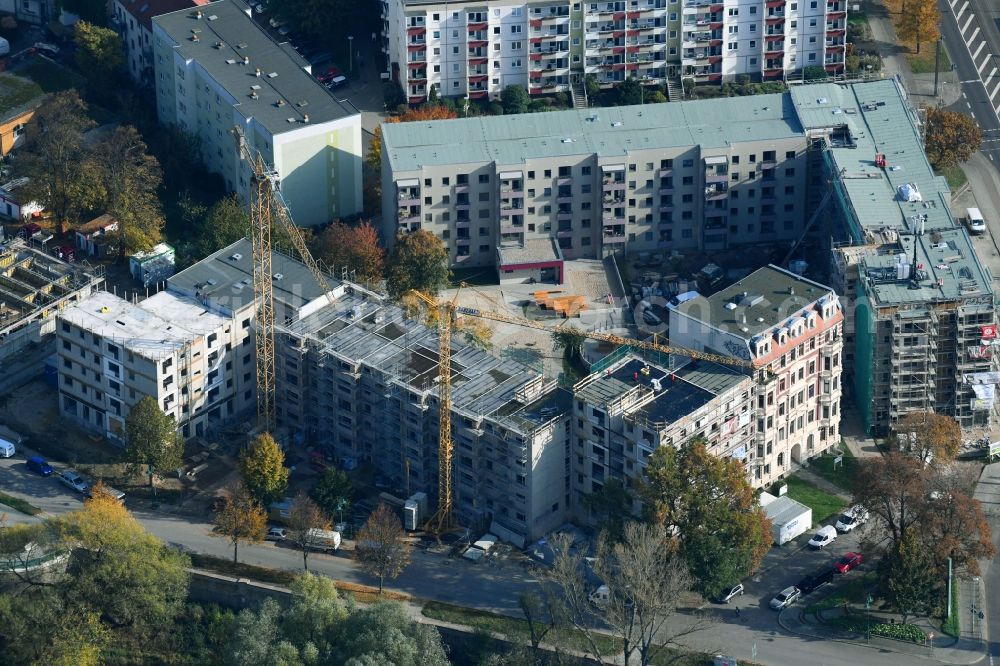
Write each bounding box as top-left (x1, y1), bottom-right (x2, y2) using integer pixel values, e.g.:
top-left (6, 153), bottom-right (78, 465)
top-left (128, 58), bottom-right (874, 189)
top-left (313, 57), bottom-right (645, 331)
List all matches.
top-left (779, 601), bottom-right (986, 665)
top-left (863, 0), bottom-right (963, 108)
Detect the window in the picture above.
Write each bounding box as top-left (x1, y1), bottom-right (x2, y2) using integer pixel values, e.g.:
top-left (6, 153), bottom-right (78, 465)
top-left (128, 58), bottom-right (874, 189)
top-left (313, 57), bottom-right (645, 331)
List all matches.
top-left (728, 41), bottom-right (737, 51)
top-left (511, 24), bottom-right (522, 33)
top-left (511, 40), bottom-right (522, 50)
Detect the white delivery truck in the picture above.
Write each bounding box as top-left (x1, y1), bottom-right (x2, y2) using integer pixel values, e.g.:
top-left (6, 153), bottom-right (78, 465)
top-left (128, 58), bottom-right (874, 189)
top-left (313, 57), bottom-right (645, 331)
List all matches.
top-left (967, 207), bottom-right (986, 235)
top-left (306, 528), bottom-right (341, 553)
top-left (0, 38), bottom-right (9, 58)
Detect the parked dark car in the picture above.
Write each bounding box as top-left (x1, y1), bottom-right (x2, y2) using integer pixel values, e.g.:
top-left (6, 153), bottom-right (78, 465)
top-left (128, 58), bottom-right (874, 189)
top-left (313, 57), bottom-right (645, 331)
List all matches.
top-left (797, 567), bottom-right (834, 594)
top-left (26, 456), bottom-right (53, 476)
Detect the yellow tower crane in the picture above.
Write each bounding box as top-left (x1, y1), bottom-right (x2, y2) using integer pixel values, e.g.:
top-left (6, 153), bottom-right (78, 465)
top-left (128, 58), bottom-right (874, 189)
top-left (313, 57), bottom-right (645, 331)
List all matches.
top-left (407, 285), bottom-right (755, 532)
top-left (232, 127), bottom-right (338, 432)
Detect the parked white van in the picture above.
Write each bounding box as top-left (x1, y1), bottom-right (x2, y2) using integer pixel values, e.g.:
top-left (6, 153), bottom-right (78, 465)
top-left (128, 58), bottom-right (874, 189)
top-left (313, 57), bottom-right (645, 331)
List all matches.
top-left (967, 207), bottom-right (986, 235)
top-left (0, 438), bottom-right (15, 457)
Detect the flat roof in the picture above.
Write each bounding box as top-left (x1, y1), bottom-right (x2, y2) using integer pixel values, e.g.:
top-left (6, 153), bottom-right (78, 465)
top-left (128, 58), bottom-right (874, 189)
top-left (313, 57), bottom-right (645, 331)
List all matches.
top-left (790, 80), bottom-right (993, 306)
top-left (59, 290), bottom-right (227, 360)
top-left (383, 93), bottom-right (802, 173)
top-left (153, 0), bottom-right (355, 135)
top-left (281, 288), bottom-right (545, 421)
top-left (576, 354), bottom-right (748, 426)
top-left (168, 237), bottom-right (338, 314)
top-left (791, 80), bottom-right (953, 236)
top-left (764, 495), bottom-right (811, 525)
top-left (498, 237), bottom-right (563, 266)
top-left (119, 0), bottom-right (209, 29)
top-left (860, 228), bottom-right (993, 306)
top-left (673, 265), bottom-right (837, 339)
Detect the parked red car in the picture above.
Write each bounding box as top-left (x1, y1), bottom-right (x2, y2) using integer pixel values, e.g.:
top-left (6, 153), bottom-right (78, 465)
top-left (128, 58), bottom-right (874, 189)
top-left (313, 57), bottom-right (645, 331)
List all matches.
top-left (315, 66), bottom-right (344, 84)
top-left (834, 552), bottom-right (863, 574)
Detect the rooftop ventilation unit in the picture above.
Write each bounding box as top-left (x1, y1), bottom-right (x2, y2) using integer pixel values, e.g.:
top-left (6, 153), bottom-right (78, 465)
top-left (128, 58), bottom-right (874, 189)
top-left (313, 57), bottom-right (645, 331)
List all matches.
top-left (273, 273), bottom-right (284, 281)
top-left (214, 41), bottom-right (225, 49)
top-left (268, 72), bottom-right (278, 78)
top-left (229, 253), bottom-right (242, 261)
top-left (302, 114), bottom-right (310, 123)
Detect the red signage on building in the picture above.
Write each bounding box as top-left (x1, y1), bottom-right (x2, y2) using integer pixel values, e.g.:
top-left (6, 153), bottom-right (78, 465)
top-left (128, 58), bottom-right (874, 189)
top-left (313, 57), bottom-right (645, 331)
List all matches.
top-left (982, 325), bottom-right (997, 339)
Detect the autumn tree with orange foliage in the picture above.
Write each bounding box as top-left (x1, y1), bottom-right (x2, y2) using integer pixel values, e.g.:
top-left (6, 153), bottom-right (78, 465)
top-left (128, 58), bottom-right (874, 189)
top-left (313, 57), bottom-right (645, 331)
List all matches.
top-left (313, 220), bottom-right (385, 285)
top-left (925, 106), bottom-right (982, 169)
top-left (895, 0), bottom-right (939, 53)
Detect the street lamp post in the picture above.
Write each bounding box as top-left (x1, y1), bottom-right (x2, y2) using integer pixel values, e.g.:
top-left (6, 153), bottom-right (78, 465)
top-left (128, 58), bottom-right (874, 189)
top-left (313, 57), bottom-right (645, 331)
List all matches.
top-left (865, 595), bottom-right (873, 643)
top-left (348, 35), bottom-right (354, 73)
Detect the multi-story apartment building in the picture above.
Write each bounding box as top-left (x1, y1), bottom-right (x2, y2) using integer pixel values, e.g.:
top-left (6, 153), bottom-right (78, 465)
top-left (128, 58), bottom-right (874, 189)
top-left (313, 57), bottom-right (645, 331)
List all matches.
top-left (56, 290), bottom-right (254, 442)
top-left (668, 265), bottom-right (843, 486)
top-left (571, 355), bottom-right (757, 516)
top-left (151, 0), bottom-right (363, 226)
top-left (380, 0), bottom-right (845, 103)
top-left (381, 94), bottom-right (810, 271)
top-left (270, 281), bottom-right (571, 544)
top-left (801, 79), bottom-right (997, 434)
top-left (113, 0), bottom-right (211, 84)
top-left (0, 238), bottom-right (104, 362)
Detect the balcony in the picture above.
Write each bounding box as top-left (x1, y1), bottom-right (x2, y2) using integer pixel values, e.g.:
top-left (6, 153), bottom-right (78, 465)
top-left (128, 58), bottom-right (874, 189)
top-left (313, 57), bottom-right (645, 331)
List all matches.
top-left (468, 31), bottom-right (489, 45)
top-left (603, 233), bottom-right (626, 244)
top-left (500, 205), bottom-right (525, 216)
top-left (602, 214), bottom-right (625, 226)
top-left (704, 184), bottom-right (728, 200)
top-left (500, 224), bottom-right (525, 235)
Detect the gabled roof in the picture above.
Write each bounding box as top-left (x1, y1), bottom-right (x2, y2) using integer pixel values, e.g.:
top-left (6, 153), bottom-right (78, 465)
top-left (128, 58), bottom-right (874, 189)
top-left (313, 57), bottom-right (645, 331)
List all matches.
top-left (118, 0), bottom-right (210, 30)
top-left (76, 214), bottom-right (118, 236)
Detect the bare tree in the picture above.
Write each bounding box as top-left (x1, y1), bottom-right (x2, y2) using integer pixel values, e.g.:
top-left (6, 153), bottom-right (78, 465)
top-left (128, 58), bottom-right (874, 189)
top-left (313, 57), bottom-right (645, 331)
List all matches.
top-left (518, 590), bottom-right (564, 664)
top-left (594, 522), bottom-right (708, 666)
top-left (212, 482), bottom-right (267, 563)
top-left (544, 532), bottom-right (607, 664)
top-left (355, 503), bottom-right (412, 593)
top-left (286, 491), bottom-right (331, 571)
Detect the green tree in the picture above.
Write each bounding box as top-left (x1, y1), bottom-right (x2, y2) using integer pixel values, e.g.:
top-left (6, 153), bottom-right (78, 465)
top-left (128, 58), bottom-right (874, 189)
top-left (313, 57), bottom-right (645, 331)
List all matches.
top-left (355, 503), bottom-right (412, 593)
top-left (551, 328), bottom-right (587, 362)
top-left (213, 482), bottom-right (268, 563)
top-left (191, 195), bottom-right (250, 259)
top-left (582, 477), bottom-right (633, 543)
top-left (641, 439), bottom-right (771, 600)
top-left (225, 599), bottom-right (299, 666)
top-left (884, 530), bottom-right (939, 624)
top-left (386, 229), bottom-right (450, 299)
top-left (925, 106), bottom-right (982, 169)
top-left (93, 126), bottom-right (166, 258)
top-left (313, 220), bottom-right (386, 285)
top-left (281, 572), bottom-right (349, 656)
top-left (335, 602), bottom-right (450, 666)
top-left (585, 74), bottom-right (601, 102)
top-left (500, 84), bottom-right (530, 114)
top-left (13, 91), bottom-right (97, 231)
top-left (802, 66), bottom-right (828, 80)
top-left (74, 21), bottom-right (125, 81)
top-left (239, 433), bottom-right (290, 507)
top-left (124, 395), bottom-right (183, 488)
top-left (647, 90), bottom-right (668, 104)
top-left (309, 466), bottom-right (354, 523)
top-left (617, 78), bottom-right (645, 106)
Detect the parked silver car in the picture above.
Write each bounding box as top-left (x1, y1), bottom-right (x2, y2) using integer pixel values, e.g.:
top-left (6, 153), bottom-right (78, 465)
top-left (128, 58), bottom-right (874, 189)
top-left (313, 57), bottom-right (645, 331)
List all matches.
top-left (769, 586), bottom-right (801, 611)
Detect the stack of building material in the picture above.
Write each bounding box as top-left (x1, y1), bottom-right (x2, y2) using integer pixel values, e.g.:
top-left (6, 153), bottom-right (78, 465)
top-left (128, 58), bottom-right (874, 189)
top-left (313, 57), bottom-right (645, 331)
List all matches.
top-left (534, 290), bottom-right (587, 317)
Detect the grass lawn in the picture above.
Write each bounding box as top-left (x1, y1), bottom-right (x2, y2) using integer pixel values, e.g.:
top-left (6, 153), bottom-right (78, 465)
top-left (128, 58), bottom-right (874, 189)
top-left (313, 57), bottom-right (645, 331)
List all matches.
top-left (13, 57), bottom-right (85, 93)
top-left (805, 571), bottom-right (877, 613)
top-left (905, 43), bottom-right (951, 74)
top-left (0, 491), bottom-right (41, 516)
top-left (0, 72), bottom-right (43, 115)
top-left (422, 600), bottom-right (621, 656)
top-left (808, 448), bottom-right (859, 494)
top-left (190, 553), bottom-right (298, 586)
top-left (847, 11), bottom-right (868, 25)
top-left (781, 476), bottom-right (847, 525)
top-left (937, 165), bottom-right (967, 191)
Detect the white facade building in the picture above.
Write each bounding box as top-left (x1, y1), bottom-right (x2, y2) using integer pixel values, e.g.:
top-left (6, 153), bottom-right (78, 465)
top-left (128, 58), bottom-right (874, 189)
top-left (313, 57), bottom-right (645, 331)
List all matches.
top-left (381, 0), bottom-right (845, 103)
top-left (113, 0), bottom-right (210, 84)
top-left (151, 0), bottom-right (363, 226)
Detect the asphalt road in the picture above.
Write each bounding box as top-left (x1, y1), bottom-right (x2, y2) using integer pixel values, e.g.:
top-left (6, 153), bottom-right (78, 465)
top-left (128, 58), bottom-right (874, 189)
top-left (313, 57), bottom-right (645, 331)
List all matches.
top-left (941, 0), bottom-right (1000, 168)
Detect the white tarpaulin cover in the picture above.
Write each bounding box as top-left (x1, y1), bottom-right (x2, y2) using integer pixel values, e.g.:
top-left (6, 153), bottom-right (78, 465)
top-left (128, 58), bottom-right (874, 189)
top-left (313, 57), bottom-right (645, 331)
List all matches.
top-left (898, 183), bottom-right (922, 202)
top-left (972, 384), bottom-right (996, 402)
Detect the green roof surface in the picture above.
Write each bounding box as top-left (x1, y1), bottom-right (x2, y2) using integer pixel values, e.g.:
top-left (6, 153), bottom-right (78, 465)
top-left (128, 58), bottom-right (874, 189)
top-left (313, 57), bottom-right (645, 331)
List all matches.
top-left (383, 93), bottom-right (802, 172)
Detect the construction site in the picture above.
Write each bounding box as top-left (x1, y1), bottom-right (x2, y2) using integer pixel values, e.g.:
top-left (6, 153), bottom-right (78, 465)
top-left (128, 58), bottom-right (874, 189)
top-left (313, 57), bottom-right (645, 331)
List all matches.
top-left (0, 237), bottom-right (104, 362)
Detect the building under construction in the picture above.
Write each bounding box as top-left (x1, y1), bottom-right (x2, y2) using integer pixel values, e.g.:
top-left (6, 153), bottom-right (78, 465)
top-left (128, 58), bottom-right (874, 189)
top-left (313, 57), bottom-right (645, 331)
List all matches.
top-left (274, 290), bottom-right (571, 544)
top-left (0, 238), bottom-right (104, 361)
top-left (808, 79), bottom-right (997, 434)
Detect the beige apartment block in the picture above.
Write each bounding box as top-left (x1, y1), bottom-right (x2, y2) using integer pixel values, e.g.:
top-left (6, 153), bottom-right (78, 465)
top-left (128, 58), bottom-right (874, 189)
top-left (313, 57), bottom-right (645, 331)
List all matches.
top-left (668, 265), bottom-right (843, 486)
top-left (570, 353), bottom-right (756, 523)
top-left (381, 95), bottom-right (809, 272)
top-left (56, 290), bottom-right (254, 443)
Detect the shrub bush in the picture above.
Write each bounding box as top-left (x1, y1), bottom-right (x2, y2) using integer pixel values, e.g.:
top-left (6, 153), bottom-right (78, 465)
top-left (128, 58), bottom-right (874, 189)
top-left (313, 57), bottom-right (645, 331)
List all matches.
top-left (830, 615), bottom-right (926, 643)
